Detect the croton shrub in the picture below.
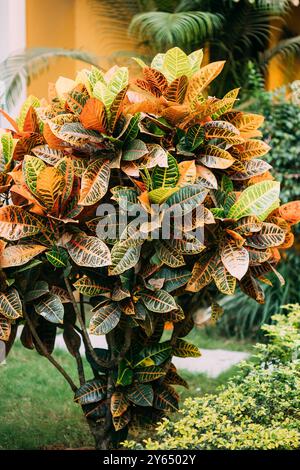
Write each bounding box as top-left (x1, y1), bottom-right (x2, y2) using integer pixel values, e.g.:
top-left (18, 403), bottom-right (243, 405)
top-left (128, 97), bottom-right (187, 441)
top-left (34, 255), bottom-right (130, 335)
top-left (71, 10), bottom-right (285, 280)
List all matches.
top-left (0, 47), bottom-right (299, 449)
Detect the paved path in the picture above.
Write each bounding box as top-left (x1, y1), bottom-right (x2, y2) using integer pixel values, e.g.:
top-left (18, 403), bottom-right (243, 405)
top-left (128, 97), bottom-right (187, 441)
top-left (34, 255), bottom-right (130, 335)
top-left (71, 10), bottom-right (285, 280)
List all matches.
top-left (1, 334), bottom-right (249, 377)
top-left (55, 334), bottom-right (249, 378)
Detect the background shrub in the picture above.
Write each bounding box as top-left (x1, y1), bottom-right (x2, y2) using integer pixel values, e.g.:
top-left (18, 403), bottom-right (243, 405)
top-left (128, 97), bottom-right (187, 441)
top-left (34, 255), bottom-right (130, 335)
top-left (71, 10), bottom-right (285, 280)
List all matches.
top-left (124, 304), bottom-right (300, 450)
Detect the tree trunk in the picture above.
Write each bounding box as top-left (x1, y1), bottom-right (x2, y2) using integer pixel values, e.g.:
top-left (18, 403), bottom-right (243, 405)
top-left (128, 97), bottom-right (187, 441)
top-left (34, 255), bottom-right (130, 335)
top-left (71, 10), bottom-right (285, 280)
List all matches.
top-left (86, 416), bottom-right (115, 450)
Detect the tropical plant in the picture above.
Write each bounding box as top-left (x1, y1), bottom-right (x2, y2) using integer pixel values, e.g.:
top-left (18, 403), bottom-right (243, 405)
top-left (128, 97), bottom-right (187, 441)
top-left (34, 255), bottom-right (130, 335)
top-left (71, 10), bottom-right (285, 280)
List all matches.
top-left (124, 304), bottom-right (300, 450)
top-left (0, 47), bottom-right (299, 450)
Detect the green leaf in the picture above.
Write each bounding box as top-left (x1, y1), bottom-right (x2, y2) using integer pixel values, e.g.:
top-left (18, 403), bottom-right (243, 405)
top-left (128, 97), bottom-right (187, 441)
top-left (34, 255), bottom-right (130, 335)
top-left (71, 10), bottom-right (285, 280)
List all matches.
top-left (117, 359), bottom-right (133, 386)
top-left (213, 262), bottom-right (236, 295)
top-left (148, 267), bottom-right (190, 293)
top-left (73, 275), bottom-right (111, 297)
top-left (110, 186), bottom-right (139, 211)
top-left (34, 293), bottom-right (64, 324)
top-left (122, 139), bottom-right (148, 161)
top-left (110, 240), bottom-right (141, 276)
top-left (108, 67), bottom-right (129, 96)
top-left (23, 155), bottom-right (46, 194)
top-left (165, 184), bottom-right (208, 215)
top-left (89, 302), bottom-right (121, 335)
top-left (152, 153), bottom-right (179, 189)
top-left (127, 383), bottom-right (153, 407)
top-left (17, 95), bottom-right (40, 130)
top-left (148, 187), bottom-right (178, 204)
top-left (0, 288), bottom-right (23, 320)
top-left (185, 125), bottom-right (205, 151)
top-left (173, 339), bottom-right (201, 358)
top-left (66, 86), bottom-right (89, 114)
top-left (135, 341), bottom-right (172, 367)
top-left (163, 47), bottom-right (192, 82)
top-left (188, 49), bottom-right (203, 73)
top-left (134, 366), bottom-right (166, 383)
top-left (121, 113), bottom-right (141, 143)
top-left (221, 174), bottom-right (234, 193)
top-left (155, 240), bottom-right (186, 268)
top-left (74, 378), bottom-right (107, 405)
top-left (227, 181), bottom-right (280, 221)
top-left (93, 81), bottom-right (115, 112)
top-left (141, 290), bottom-right (177, 313)
top-left (25, 281), bottom-right (49, 302)
top-left (153, 385), bottom-right (179, 411)
top-left (46, 246), bottom-right (68, 268)
top-left (1, 133), bottom-right (16, 165)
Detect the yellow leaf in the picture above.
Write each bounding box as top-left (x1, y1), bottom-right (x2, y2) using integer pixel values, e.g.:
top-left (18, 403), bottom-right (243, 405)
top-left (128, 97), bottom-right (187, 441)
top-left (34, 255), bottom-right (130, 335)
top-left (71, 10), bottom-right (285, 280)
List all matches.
top-left (36, 166), bottom-right (64, 209)
top-left (177, 161), bottom-right (197, 187)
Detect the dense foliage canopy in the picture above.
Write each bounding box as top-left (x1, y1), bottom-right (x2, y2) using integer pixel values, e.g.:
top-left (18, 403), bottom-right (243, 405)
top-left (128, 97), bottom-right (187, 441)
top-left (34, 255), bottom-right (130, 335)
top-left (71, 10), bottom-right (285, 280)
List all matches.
top-left (0, 47), bottom-right (299, 447)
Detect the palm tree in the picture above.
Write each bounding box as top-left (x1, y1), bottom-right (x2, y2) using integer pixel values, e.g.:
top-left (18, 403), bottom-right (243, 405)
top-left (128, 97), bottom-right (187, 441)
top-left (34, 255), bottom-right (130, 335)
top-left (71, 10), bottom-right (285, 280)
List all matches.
top-left (127, 0), bottom-right (300, 94)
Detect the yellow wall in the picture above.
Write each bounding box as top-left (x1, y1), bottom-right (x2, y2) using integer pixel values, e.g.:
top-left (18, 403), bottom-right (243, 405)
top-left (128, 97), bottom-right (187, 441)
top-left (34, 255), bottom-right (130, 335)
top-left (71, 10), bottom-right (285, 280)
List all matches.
top-left (27, 0), bottom-right (76, 97)
top-left (27, 0), bottom-right (138, 99)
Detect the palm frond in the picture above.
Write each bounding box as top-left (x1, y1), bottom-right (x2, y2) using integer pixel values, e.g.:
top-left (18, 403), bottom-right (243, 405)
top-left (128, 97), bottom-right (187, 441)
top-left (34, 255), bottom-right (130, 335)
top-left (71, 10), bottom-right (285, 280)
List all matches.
top-left (89, 0), bottom-right (142, 38)
top-left (129, 11), bottom-right (223, 52)
top-left (177, 0), bottom-right (293, 13)
top-left (0, 48), bottom-right (98, 111)
top-left (261, 35), bottom-right (300, 65)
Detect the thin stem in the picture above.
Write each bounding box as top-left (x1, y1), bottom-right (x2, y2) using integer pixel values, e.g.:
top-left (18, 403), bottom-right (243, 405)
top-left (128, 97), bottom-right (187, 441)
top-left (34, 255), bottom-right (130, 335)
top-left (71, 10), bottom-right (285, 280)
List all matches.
top-left (75, 352), bottom-right (86, 386)
top-left (118, 326), bottom-right (132, 361)
top-left (64, 275), bottom-right (113, 369)
top-left (23, 309), bottom-right (77, 392)
top-left (79, 293), bottom-right (86, 322)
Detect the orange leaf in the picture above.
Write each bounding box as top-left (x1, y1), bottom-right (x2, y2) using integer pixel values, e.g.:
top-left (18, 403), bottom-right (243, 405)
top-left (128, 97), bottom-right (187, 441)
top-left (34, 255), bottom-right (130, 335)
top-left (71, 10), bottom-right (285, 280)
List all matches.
top-left (43, 123), bottom-right (65, 149)
top-left (143, 67), bottom-right (168, 94)
top-left (177, 161), bottom-right (196, 187)
top-left (165, 76), bottom-right (188, 104)
top-left (278, 201), bottom-right (300, 225)
top-left (80, 98), bottom-right (107, 133)
top-left (279, 231), bottom-right (294, 249)
top-left (23, 106), bottom-right (40, 133)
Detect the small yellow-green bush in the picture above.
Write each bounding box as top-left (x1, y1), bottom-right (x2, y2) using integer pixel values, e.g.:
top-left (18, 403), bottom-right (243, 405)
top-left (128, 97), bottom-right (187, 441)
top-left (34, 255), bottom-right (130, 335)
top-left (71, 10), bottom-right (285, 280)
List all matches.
top-left (124, 305), bottom-right (300, 450)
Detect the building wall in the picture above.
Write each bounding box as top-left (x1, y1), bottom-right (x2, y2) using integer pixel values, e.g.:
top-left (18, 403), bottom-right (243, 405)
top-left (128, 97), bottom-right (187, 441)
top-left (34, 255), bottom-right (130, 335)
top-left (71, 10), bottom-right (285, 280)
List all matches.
top-left (26, 0), bottom-right (137, 98)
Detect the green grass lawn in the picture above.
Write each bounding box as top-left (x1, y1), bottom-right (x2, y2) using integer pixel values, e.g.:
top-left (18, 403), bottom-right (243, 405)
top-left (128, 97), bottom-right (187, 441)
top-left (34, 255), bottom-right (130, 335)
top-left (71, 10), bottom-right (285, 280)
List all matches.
top-left (0, 334), bottom-right (246, 450)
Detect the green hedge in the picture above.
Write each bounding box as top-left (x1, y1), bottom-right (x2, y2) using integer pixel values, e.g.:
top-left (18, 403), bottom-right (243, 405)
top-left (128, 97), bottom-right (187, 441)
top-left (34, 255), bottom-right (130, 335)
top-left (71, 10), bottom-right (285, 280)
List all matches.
top-left (124, 304), bottom-right (300, 450)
